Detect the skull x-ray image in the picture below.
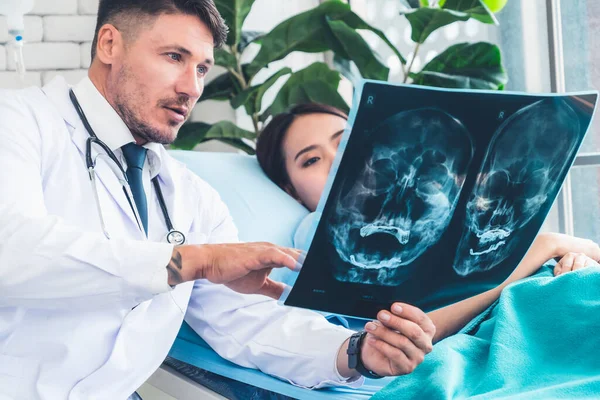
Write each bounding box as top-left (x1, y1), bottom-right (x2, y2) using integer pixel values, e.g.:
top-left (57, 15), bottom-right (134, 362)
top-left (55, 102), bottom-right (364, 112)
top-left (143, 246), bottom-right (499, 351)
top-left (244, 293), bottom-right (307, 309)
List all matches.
top-left (453, 98), bottom-right (580, 276)
top-left (284, 81), bottom-right (597, 319)
top-left (328, 108), bottom-right (474, 286)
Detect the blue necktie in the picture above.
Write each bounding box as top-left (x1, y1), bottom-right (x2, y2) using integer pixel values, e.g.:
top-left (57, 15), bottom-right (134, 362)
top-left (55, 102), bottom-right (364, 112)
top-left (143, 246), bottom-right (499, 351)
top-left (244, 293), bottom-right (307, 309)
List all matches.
top-left (122, 143), bottom-right (148, 235)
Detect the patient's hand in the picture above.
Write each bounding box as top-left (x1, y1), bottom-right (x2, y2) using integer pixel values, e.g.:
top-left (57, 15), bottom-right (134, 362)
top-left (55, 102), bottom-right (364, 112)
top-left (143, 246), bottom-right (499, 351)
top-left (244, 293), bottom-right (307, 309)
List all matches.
top-left (501, 233), bottom-right (599, 288)
top-left (544, 232), bottom-right (600, 262)
top-left (554, 252), bottom-right (600, 276)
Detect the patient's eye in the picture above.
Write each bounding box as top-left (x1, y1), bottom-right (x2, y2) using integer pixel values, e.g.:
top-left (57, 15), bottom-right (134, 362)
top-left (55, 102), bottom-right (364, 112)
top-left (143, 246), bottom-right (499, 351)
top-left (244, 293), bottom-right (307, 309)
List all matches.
top-left (167, 52), bottom-right (182, 62)
top-left (303, 157), bottom-right (320, 168)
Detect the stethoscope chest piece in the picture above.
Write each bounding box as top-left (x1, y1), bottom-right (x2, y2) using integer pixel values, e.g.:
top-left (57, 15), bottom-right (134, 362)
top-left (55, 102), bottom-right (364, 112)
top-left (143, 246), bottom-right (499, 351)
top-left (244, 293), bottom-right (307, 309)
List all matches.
top-left (167, 230), bottom-right (186, 246)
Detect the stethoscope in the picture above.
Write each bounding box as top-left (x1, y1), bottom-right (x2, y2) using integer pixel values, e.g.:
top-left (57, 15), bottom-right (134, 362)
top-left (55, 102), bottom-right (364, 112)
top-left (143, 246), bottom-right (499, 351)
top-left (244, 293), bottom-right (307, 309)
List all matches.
top-left (69, 89), bottom-right (186, 246)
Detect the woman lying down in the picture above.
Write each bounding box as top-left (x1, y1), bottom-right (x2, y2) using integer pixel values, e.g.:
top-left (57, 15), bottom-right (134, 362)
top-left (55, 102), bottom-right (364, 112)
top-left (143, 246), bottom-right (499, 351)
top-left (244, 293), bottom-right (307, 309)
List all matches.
top-left (256, 103), bottom-right (600, 343)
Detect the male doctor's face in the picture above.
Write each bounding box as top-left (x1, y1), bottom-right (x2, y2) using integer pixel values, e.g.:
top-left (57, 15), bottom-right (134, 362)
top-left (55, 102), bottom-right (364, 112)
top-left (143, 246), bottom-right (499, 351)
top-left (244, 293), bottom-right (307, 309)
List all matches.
top-left (106, 13), bottom-right (215, 144)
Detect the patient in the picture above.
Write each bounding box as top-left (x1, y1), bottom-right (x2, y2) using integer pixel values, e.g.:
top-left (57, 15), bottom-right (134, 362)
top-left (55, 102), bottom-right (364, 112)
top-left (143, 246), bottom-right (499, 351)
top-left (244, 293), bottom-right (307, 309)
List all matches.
top-left (256, 103), bottom-right (600, 342)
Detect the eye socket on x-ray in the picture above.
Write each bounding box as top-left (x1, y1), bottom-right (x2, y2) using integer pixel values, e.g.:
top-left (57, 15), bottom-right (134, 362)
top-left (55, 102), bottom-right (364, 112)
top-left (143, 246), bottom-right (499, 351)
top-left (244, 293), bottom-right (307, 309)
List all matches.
top-left (481, 172), bottom-right (510, 195)
top-left (368, 158), bottom-right (397, 193)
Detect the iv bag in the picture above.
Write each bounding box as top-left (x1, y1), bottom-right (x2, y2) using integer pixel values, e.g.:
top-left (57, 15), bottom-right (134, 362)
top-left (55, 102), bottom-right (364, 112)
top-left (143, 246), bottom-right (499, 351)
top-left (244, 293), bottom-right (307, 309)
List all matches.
top-left (0, 0), bottom-right (35, 80)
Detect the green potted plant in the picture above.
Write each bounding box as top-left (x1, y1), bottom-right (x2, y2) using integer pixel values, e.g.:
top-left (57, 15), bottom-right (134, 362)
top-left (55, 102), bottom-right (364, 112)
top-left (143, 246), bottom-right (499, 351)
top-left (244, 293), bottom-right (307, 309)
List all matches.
top-left (173, 0), bottom-right (508, 153)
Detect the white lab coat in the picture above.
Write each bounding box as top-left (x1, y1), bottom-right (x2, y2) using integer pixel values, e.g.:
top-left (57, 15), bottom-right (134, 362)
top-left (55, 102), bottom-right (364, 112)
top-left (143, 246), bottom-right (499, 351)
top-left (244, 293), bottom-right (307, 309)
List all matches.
top-left (0, 76), bottom-right (358, 400)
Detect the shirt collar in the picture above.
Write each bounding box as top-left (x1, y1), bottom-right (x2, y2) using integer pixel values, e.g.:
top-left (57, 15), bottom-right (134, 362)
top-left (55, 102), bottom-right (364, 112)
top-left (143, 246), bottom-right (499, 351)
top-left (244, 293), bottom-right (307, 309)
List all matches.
top-left (72, 76), bottom-right (163, 177)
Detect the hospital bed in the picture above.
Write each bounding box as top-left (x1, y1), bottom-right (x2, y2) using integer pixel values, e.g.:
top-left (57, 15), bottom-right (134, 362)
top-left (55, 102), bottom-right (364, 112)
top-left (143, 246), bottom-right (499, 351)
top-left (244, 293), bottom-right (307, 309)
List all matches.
top-left (145, 150), bottom-right (391, 399)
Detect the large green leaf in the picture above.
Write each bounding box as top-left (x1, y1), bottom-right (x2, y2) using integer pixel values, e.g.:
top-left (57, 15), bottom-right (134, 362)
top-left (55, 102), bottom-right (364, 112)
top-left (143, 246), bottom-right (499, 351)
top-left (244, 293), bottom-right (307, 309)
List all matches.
top-left (238, 31), bottom-right (265, 53)
top-left (246, 1), bottom-right (404, 79)
top-left (230, 67), bottom-right (292, 114)
top-left (172, 122), bottom-right (211, 150)
top-left (409, 42), bottom-right (507, 90)
top-left (334, 9), bottom-right (406, 64)
top-left (200, 72), bottom-right (238, 102)
top-left (171, 121), bottom-right (255, 150)
top-left (204, 120), bottom-right (256, 140)
top-left (214, 48), bottom-right (238, 70)
top-left (442, 0), bottom-right (498, 24)
top-left (261, 62), bottom-right (349, 122)
top-left (326, 19), bottom-right (389, 81)
top-left (404, 7), bottom-right (470, 44)
top-left (333, 54), bottom-right (362, 85)
top-left (214, 0), bottom-right (257, 46)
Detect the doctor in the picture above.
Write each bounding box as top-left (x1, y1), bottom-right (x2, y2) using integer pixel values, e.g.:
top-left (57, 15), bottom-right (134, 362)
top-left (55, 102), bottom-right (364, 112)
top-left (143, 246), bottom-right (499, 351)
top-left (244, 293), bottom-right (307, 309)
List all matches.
top-left (0, 0), bottom-right (435, 398)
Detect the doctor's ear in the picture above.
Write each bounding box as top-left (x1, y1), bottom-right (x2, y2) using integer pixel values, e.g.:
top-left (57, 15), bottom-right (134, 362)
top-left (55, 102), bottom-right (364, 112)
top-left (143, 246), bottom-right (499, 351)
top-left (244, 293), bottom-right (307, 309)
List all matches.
top-left (94, 24), bottom-right (125, 65)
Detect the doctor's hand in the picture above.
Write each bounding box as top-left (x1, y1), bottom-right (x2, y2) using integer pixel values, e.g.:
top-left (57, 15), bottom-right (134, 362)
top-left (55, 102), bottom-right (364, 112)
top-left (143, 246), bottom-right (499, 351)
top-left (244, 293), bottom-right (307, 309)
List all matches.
top-left (337, 303), bottom-right (435, 378)
top-left (170, 243), bottom-right (301, 299)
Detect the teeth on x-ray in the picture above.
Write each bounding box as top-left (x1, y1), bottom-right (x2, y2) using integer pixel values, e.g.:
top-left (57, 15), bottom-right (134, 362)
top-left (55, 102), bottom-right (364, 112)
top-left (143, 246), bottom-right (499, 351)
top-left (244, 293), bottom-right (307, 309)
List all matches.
top-left (328, 108), bottom-right (474, 286)
top-left (453, 98), bottom-right (580, 276)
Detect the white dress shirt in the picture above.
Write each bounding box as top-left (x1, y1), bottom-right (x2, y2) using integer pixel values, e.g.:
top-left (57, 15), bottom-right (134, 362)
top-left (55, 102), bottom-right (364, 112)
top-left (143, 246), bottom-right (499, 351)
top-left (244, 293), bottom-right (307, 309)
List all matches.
top-left (0, 76), bottom-right (360, 400)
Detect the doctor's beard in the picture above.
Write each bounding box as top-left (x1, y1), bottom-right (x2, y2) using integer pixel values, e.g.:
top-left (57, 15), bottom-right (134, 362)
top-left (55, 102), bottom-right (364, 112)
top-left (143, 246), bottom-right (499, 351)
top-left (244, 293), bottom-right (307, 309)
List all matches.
top-left (110, 64), bottom-right (191, 145)
top-left (115, 98), bottom-right (189, 145)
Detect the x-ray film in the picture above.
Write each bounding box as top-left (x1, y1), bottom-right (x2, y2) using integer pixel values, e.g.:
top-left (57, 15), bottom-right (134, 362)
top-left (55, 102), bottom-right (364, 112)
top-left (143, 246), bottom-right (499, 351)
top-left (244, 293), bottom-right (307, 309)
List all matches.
top-left (283, 80), bottom-right (598, 319)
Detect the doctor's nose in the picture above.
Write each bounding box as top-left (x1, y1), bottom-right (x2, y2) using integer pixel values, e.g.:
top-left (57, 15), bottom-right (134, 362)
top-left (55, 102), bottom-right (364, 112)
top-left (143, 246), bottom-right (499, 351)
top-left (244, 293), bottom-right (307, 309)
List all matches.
top-left (176, 67), bottom-right (203, 100)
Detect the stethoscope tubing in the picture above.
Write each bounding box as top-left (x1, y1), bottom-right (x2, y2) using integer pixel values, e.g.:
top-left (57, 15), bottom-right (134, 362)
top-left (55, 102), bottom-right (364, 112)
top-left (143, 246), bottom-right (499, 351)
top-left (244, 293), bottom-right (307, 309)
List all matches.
top-left (69, 89), bottom-right (185, 245)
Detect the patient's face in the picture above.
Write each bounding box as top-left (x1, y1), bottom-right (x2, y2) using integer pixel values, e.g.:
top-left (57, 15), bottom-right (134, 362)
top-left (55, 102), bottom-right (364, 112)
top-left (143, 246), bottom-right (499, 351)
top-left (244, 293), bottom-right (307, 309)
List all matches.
top-left (283, 113), bottom-right (346, 212)
top-left (107, 13), bottom-right (214, 144)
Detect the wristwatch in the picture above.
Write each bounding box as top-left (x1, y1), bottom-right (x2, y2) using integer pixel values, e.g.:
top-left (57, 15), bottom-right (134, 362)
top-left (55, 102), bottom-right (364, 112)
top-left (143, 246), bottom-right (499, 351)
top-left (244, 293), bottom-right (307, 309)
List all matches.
top-left (346, 330), bottom-right (383, 379)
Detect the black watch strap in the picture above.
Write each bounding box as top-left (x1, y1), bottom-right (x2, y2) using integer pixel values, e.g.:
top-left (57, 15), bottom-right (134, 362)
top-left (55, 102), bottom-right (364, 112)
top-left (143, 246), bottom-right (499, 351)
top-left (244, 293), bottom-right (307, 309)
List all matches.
top-left (346, 331), bottom-right (383, 379)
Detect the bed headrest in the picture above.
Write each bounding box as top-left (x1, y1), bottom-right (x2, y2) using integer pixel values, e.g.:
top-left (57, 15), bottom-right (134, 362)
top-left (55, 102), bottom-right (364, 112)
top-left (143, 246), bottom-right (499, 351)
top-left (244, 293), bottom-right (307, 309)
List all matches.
top-left (169, 150), bottom-right (309, 249)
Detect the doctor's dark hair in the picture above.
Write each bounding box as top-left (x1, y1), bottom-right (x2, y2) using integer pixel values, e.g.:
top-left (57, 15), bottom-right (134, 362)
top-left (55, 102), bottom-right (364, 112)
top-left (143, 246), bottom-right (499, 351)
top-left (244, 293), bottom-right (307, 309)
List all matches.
top-left (256, 103), bottom-right (348, 190)
top-left (91, 0), bottom-right (228, 60)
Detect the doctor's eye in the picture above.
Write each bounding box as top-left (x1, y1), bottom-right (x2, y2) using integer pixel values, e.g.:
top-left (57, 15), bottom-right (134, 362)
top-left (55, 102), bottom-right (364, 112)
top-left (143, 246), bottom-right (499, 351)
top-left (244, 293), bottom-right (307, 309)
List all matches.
top-left (197, 65), bottom-right (208, 76)
top-left (166, 52), bottom-right (182, 62)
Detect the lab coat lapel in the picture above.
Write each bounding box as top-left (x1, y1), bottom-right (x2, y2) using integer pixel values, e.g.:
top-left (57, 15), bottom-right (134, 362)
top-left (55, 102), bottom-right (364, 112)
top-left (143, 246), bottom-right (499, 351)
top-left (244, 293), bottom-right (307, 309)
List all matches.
top-left (42, 76), bottom-right (143, 233)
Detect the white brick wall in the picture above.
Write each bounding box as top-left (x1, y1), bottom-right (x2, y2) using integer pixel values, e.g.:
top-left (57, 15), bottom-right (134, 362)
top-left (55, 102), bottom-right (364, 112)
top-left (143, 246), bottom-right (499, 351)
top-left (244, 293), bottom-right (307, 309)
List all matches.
top-left (0, 2), bottom-right (96, 89)
top-left (79, 0), bottom-right (100, 15)
top-left (44, 16), bottom-right (96, 42)
top-left (31, 0), bottom-right (78, 15)
top-left (7, 42), bottom-right (80, 71)
top-left (80, 41), bottom-right (92, 68)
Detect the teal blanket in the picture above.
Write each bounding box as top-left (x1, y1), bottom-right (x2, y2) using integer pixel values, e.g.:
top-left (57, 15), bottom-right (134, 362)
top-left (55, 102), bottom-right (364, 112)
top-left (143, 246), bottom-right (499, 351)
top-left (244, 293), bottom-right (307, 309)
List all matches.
top-left (373, 265), bottom-right (600, 399)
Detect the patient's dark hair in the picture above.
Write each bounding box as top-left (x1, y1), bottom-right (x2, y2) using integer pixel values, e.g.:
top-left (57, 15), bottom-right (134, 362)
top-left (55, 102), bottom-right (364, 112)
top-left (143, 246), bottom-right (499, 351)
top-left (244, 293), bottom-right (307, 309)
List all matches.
top-left (91, 0), bottom-right (228, 60)
top-left (256, 103), bottom-right (348, 189)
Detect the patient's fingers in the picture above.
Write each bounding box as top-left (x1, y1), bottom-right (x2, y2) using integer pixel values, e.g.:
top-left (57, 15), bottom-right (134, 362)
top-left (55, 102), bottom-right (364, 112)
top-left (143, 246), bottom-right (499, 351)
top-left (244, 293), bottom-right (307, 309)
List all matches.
top-left (554, 252), bottom-right (598, 276)
top-left (572, 253), bottom-right (587, 271)
top-left (555, 252), bottom-right (575, 275)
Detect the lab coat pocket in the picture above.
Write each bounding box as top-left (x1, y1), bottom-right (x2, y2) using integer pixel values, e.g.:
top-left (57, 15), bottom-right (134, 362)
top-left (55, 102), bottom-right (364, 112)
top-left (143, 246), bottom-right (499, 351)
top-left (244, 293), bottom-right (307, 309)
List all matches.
top-left (0, 353), bottom-right (39, 399)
